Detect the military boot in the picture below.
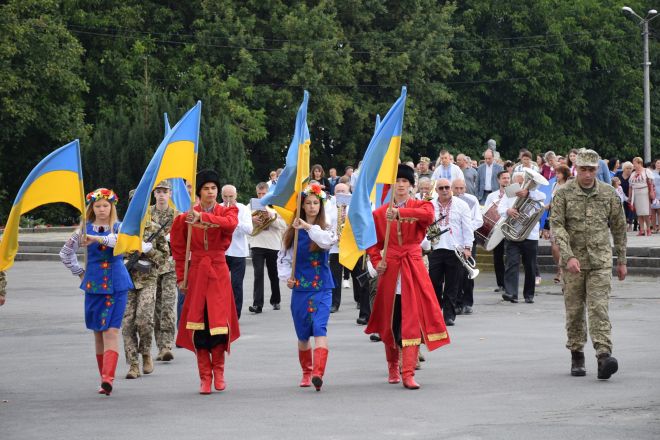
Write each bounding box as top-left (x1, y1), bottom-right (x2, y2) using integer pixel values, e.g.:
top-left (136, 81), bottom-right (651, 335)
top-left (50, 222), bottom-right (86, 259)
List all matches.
top-left (125, 363), bottom-right (140, 379)
top-left (158, 347), bottom-right (174, 362)
top-left (142, 354), bottom-right (154, 375)
top-left (570, 351), bottom-right (586, 377)
top-left (597, 353), bottom-right (618, 380)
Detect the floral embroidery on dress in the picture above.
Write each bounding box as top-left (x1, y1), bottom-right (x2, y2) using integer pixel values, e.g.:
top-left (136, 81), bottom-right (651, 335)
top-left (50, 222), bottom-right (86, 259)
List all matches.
top-left (84, 243), bottom-right (114, 293)
top-left (295, 252), bottom-right (324, 290)
top-left (100, 294), bottom-right (115, 327)
top-left (306, 295), bottom-right (317, 324)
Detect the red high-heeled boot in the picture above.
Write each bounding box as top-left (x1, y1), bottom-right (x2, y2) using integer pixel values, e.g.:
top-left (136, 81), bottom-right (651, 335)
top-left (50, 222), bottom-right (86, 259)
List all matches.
top-left (401, 345), bottom-right (420, 390)
top-left (384, 344), bottom-right (401, 384)
top-left (96, 354), bottom-right (105, 394)
top-left (298, 349), bottom-right (313, 387)
top-left (196, 349), bottom-right (212, 395)
top-left (311, 347), bottom-right (329, 391)
top-left (210, 345), bottom-right (226, 391)
top-left (100, 350), bottom-right (119, 395)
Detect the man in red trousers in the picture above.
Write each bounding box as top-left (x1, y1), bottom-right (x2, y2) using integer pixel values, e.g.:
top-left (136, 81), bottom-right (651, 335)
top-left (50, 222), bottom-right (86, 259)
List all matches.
top-left (366, 164), bottom-right (451, 389)
top-left (171, 169), bottom-right (239, 394)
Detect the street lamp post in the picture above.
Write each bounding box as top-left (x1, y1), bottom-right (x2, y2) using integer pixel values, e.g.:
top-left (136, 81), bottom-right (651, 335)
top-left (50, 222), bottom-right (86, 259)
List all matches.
top-left (623, 6), bottom-right (659, 163)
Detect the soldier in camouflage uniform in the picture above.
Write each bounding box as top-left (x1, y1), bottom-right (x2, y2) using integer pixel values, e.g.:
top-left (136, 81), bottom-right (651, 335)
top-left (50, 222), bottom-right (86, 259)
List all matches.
top-left (0, 271), bottom-right (7, 306)
top-left (121, 181), bottom-right (174, 378)
top-left (150, 182), bottom-right (177, 362)
top-left (550, 149), bottom-right (627, 380)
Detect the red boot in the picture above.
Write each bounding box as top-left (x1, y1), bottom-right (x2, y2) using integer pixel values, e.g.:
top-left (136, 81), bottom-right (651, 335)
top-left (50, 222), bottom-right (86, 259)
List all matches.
top-left (384, 344), bottom-right (401, 384)
top-left (311, 347), bottom-right (329, 391)
top-left (96, 354), bottom-right (105, 394)
top-left (210, 345), bottom-right (226, 391)
top-left (196, 349), bottom-right (212, 395)
top-left (401, 345), bottom-right (420, 390)
top-left (298, 349), bottom-right (313, 387)
top-left (101, 350), bottom-right (119, 395)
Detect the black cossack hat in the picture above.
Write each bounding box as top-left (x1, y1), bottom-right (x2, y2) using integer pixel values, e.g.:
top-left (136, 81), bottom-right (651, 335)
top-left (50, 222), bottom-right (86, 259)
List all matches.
top-left (196, 169), bottom-right (220, 196)
top-left (396, 163), bottom-right (415, 185)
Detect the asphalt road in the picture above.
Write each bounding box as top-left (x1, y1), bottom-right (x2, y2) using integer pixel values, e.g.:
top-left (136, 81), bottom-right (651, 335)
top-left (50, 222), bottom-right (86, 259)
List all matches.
top-left (1, 261), bottom-right (658, 440)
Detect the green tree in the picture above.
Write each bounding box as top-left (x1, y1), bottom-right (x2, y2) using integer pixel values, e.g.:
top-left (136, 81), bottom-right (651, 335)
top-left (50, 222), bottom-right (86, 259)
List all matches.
top-left (0, 0), bottom-right (88, 220)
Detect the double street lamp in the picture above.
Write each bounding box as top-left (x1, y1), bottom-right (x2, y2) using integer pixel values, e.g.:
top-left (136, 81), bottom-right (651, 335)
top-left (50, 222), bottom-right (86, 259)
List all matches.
top-left (622, 6), bottom-right (659, 163)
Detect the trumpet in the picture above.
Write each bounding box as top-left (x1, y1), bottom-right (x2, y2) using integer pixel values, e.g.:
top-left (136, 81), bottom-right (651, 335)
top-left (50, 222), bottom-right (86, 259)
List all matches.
top-left (250, 209), bottom-right (276, 236)
top-left (449, 230), bottom-right (479, 279)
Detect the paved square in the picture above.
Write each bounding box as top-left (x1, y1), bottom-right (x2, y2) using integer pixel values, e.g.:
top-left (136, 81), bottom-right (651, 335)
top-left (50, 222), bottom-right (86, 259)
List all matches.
top-left (1, 261), bottom-right (658, 439)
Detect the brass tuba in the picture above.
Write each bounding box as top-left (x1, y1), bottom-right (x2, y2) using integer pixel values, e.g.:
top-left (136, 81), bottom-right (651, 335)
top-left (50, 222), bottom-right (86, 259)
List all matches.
top-left (488, 168), bottom-right (548, 249)
top-left (250, 209), bottom-right (276, 236)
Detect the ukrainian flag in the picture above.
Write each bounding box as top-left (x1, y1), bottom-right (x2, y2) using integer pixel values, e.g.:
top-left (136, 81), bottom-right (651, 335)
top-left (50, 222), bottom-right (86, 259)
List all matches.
top-left (163, 112), bottom-right (191, 212)
top-left (261, 91), bottom-right (310, 224)
top-left (114, 101), bottom-right (201, 255)
top-left (369, 114), bottom-right (392, 209)
top-left (0, 140), bottom-right (85, 270)
top-left (339, 87), bottom-right (407, 270)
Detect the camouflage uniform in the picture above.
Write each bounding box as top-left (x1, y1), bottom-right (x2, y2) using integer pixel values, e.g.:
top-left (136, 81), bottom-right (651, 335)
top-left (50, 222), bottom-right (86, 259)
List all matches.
top-left (150, 205), bottom-right (177, 353)
top-left (0, 271), bottom-right (7, 302)
top-left (122, 219), bottom-right (161, 366)
top-left (550, 171), bottom-right (627, 356)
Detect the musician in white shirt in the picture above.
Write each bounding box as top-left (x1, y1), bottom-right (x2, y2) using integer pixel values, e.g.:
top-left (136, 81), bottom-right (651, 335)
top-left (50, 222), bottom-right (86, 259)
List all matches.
top-left (497, 172), bottom-right (546, 304)
top-left (483, 170), bottom-right (511, 292)
top-left (248, 182), bottom-right (286, 314)
top-left (427, 178), bottom-right (473, 326)
top-left (222, 185), bottom-right (254, 319)
top-left (451, 178), bottom-right (483, 315)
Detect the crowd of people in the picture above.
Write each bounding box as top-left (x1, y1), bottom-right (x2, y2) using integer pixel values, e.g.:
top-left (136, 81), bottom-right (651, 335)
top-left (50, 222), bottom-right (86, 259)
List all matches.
top-left (0, 140), bottom-right (647, 395)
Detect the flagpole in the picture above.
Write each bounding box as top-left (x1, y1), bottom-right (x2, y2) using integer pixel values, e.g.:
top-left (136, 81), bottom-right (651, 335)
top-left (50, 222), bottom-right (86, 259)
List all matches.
top-left (76, 140), bottom-right (88, 272)
top-left (182, 102), bottom-right (201, 291)
top-left (290, 188), bottom-right (304, 278)
top-left (380, 146), bottom-right (402, 262)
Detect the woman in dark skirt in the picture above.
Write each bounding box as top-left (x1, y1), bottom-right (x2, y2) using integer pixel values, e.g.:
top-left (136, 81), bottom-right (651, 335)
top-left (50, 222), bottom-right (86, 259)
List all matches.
top-left (60, 188), bottom-right (133, 395)
top-left (278, 183), bottom-right (337, 391)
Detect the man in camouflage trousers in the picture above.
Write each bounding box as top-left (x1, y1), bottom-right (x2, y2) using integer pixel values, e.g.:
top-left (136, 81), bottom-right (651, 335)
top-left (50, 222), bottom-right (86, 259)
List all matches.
top-left (0, 271), bottom-right (7, 306)
top-left (550, 148), bottom-right (627, 380)
top-left (150, 182), bottom-right (177, 363)
top-left (121, 181), bottom-right (175, 378)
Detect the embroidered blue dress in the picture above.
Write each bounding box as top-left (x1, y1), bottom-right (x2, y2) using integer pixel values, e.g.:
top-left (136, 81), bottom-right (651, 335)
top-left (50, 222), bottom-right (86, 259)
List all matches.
top-left (289, 230), bottom-right (334, 341)
top-left (79, 222), bottom-right (133, 331)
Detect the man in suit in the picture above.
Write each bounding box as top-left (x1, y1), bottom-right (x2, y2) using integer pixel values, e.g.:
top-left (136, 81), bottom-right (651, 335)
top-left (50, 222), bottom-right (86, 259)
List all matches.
top-left (477, 149), bottom-right (504, 204)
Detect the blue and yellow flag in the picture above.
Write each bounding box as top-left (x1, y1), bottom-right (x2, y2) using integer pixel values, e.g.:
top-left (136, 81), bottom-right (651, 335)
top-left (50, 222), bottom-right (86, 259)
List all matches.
top-left (260, 91), bottom-right (310, 224)
top-left (163, 112), bottom-right (191, 212)
top-left (368, 114), bottom-right (392, 209)
top-left (0, 140), bottom-right (85, 270)
top-left (115, 102), bottom-right (201, 255)
top-left (339, 87), bottom-right (407, 269)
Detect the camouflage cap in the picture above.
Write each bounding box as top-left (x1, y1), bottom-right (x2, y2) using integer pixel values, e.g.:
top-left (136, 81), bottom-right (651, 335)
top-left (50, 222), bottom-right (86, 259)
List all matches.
top-left (419, 156), bottom-right (431, 164)
top-left (575, 148), bottom-right (600, 167)
top-left (154, 180), bottom-right (171, 190)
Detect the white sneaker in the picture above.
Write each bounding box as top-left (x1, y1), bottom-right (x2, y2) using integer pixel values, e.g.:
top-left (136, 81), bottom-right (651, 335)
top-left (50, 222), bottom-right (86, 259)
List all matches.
top-left (535, 276), bottom-right (542, 286)
top-left (342, 279), bottom-right (351, 289)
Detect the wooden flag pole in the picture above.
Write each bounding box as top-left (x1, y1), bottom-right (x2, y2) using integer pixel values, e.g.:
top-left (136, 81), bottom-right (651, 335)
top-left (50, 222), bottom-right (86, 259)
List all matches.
top-left (381, 195), bottom-right (396, 262)
top-left (290, 188), bottom-right (304, 279)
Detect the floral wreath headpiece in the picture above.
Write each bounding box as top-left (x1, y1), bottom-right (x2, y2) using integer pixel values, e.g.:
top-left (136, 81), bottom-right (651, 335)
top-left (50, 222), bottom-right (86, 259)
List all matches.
top-left (302, 183), bottom-right (327, 202)
top-left (86, 188), bottom-right (119, 205)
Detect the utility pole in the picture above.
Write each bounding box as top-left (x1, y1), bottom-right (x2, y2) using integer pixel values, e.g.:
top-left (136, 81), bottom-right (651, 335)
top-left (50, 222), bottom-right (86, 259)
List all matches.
top-left (623, 6), bottom-right (659, 163)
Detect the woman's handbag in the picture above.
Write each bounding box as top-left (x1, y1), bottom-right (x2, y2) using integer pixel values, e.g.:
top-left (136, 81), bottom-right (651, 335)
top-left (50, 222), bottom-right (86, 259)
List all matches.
top-left (647, 175), bottom-right (657, 201)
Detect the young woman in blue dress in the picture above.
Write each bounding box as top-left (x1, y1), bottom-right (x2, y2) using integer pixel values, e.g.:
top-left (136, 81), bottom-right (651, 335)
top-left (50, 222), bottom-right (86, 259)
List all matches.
top-left (60, 188), bottom-right (134, 395)
top-left (277, 183), bottom-right (337, 391)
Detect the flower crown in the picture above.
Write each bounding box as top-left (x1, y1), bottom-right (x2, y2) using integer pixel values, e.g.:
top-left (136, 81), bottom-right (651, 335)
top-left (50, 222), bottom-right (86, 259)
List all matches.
top-left (302, 183), bottom-right (326, 201)
top-left (86, 188), bottom-right (119, 205)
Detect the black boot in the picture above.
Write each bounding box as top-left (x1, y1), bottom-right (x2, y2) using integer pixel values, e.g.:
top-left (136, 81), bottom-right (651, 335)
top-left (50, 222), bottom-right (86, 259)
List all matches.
top-left (597, 353), bottom-right (618, 380)
top-left (570, 351), bottom-right (586, 377)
